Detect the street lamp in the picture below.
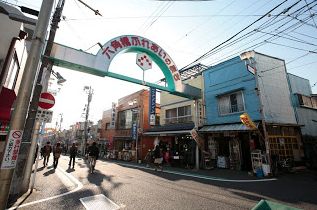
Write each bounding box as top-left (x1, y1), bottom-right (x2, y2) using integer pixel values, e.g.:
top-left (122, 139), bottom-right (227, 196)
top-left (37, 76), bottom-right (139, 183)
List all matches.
top-left (51, 70), bottom-right (66, 84)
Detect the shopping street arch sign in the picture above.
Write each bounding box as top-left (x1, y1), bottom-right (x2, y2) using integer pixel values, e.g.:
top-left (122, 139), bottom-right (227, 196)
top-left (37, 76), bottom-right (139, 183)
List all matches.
top-left (48, 35), bottom-right (201, 99)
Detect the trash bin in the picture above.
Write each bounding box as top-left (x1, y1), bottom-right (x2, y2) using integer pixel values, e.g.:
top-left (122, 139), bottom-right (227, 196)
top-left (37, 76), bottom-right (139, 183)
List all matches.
top-left (252, 199), bottom-right (301, 210)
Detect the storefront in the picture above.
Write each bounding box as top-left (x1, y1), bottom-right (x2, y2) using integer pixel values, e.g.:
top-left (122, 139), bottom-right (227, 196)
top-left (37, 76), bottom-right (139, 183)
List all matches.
top-left (200, 123), bottom-right (262, 171)
top-left (266, 124), bottom-right (304, 162)
top-left (143, 123), bottom-right (198, 168)
top-left (111, 136), bottom-right (136, 161)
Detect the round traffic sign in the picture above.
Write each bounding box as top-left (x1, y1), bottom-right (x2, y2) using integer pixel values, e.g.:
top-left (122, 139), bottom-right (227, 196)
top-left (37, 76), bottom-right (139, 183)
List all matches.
top-left (38, 92), bottom-right (55, 109)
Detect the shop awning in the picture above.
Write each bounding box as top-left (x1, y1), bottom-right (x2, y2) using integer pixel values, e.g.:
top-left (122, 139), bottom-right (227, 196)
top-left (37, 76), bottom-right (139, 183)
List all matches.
top-left (113, 136), bottom-right (133, 141)
top-left (143, 130), bottom-right (192, 136)
top-left (199, 123), bottom-right (259, 132)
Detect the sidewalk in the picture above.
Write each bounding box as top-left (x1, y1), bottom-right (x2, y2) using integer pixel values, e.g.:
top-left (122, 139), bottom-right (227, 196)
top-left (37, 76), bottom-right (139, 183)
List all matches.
top-left (7, 157), bottom-right (79, 210)
top-left (6, 156), bottom-right (282, 209)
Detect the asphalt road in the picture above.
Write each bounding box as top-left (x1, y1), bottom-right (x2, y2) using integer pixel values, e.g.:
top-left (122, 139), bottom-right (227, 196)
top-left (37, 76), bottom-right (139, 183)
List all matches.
top-left (9, 156), bottom-right (317, 210)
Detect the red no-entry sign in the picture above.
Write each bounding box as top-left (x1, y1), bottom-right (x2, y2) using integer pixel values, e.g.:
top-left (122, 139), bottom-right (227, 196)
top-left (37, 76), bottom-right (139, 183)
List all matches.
top-left (38, 92), bottom-right (55, 109)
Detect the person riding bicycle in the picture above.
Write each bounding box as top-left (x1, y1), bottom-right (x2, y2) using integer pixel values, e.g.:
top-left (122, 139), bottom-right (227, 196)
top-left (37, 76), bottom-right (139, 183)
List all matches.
top-left (87, 142), bottom-right (99, 173)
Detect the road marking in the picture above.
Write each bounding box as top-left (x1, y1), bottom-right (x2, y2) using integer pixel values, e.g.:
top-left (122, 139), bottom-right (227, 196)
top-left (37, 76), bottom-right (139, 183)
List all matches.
top-left (7, 167), bottom-right (83, 210)
top-left (115, 162), bottom-right (277, 183)
top-left (80, 194), bottom-right (120, 210)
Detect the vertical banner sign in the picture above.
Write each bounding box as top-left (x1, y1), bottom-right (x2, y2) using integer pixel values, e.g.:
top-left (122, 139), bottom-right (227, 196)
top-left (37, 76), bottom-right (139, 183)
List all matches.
top-left (110, 102), bottom-right (116, 128)
top-left (190, 129), bottom-right (207, 153)
top-left (132, 123), bottom-right (137, 140)
top-left (1, 130), bottom-right (23, 169)
top-left (149, 87), bottom-right (156, 126)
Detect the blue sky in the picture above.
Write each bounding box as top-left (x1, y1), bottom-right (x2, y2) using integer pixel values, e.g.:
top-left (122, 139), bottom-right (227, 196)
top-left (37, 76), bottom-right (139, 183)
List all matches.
top-left (4, 0), bottom-right (317, 128)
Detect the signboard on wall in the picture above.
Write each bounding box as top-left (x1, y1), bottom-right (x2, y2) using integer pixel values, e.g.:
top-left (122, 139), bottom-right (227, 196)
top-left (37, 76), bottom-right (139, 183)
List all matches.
top-left (149, 87), bottom-right (156, 126)
top-left (132, 123), bottom-right (137, 140)
top-left (110, 102), bottom-right (116, 128)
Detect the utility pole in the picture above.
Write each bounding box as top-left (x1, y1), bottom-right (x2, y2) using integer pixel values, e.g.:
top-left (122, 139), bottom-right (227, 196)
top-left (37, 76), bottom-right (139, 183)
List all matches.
top-left (16, 0), bottom-right (65, 196)
top-left (82, 86), bottom-right (93, 156)
top-left (0, 0), bottom-right (55, 208)
top-left (240, 51), bottom-right (271, 169)
top-left (10, 0), bottom-right (66, 198)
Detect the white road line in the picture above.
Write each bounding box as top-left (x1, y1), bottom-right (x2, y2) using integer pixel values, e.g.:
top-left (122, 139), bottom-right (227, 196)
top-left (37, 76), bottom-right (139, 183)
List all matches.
top-left (115, 162), bottom-right (277, 182)
top-left (7, 167), bottom-right (83, 210)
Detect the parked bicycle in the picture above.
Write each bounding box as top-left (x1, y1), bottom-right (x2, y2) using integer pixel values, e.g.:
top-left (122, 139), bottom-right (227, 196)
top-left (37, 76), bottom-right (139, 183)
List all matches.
top-left (278, 157), bottom-right (294, 173)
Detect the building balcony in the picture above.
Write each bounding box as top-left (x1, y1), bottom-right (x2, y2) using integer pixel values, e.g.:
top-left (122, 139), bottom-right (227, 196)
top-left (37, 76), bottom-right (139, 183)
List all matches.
top-left (164, 115), bottom-right (193, 125)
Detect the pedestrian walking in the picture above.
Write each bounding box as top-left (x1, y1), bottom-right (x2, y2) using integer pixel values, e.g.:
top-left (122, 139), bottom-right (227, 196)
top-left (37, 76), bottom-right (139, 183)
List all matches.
top-left (43, 142), bottom-right (52, 167)
top-left (144, 149), bottom-right (153, 168)
top-left (153, 145), bottom-right (163, 171)
top-left (53, 142), bottom-right (62, 169)
top-left (40, 146), bottom-right (44, 159)
top-left (87, 142), bottom-right (99, 173)
top-left (69, 143), bottom-right (78, 169)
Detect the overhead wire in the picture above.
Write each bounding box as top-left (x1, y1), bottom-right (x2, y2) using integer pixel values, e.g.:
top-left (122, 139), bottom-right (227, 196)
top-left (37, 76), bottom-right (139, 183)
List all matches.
top-left (192, 0), bottom-right (274, 52)
top-left (193, 0), bottom-right (317, 67)
top-left (175, 0), bottom-right (236, 42)
top-left (140, 1), bottom-right (174, 34)
top-left (180, 0), bottom-right (290, 70)
top-left (304, 0), bottom-right (317, 28)
top-left (201, 0), bottom-right (316, 66)
top-left (205, 9), bottom-right (316, 67)
top-left (206, 16), bottom-right (315, 67)
top-left (138, 2), bottom-right (167, 32)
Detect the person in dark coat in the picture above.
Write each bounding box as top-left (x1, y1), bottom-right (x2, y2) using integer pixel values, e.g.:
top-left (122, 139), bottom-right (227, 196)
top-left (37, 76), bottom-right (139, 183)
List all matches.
top-left (153, 145), bottom-right (163, 171)
top-left (69, 143), bottom-right (78, 169)
top-left (87, 142), bottom-right (99, 173)
top-left (53, 142), bottom-right (62, 169)
top-left (43, 142), bottom-right (52, 167)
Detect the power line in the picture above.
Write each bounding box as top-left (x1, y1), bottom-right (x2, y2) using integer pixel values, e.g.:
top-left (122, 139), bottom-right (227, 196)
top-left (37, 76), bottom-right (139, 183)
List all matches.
top-left (265, 40), bottom-right (317, 53)
top-left (176, 0), bottom-right (237, 42)
top-left (288, 61), bottom-right (317, 70)
top-left (304, 0), bottom-right (317, 28)
top-left (197, 1), bottom-right (316, 66)
top-left (256, 30), bottom-right (317, 47)
top-left (143, 2), bottom-right (174, 33)
top-left (138, 2), bottom-right (167, 32)
top-left (180, 0), bottom-right (290, 70)
top-left (205, 13), bottom-right (316, 67)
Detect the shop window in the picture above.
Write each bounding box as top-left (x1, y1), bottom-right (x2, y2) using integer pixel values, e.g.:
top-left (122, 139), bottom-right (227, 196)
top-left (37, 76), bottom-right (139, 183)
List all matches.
top-left (4, 52), bottom-right (20, 89)
top-left (218, 91), bottom-right (245, 115)
top-left (165, 105), bottom-right (192, 124)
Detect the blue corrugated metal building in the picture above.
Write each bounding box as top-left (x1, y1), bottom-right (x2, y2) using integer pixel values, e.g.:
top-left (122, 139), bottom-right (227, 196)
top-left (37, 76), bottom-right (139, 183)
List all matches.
top-left (200, 51), bottom-right (303, 171)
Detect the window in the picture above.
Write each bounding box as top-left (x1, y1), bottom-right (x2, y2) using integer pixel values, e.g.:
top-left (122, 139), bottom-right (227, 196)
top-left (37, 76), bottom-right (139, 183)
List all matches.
top-left (118, 109), bottom-right (138, 129)
top-left (105, 123), bottom-right (110, 130)
top-left (297, 94), bottom-right (317, 109)
top-left (165, 105), bottom-right (192, 124)
top-left (218, 91), bottom-right (244, 115)
top-left (4, 52), bottom-right (20, 89)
